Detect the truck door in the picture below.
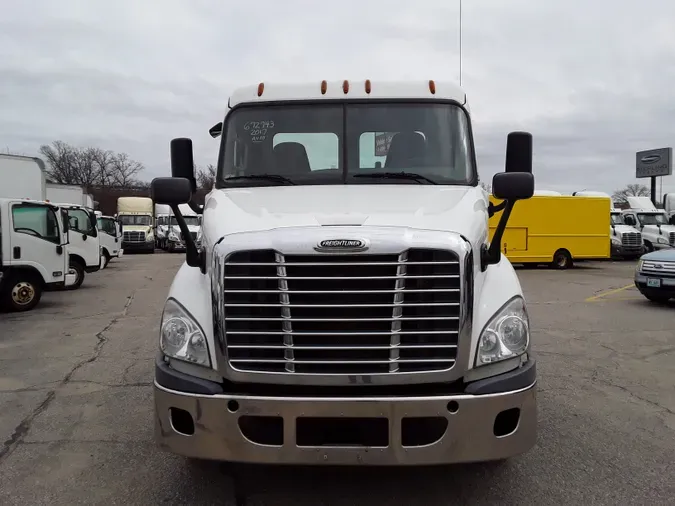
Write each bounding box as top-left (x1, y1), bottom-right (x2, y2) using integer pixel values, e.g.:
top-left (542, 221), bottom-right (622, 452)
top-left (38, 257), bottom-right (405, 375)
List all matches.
top-left (66, 207), bottom-right (100, 269)
top-left (9, 202), bottom-right (67, 284)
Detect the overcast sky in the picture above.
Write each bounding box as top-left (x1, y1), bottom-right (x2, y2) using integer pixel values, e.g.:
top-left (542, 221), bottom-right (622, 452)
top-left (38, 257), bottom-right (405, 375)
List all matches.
top-left (2, 0), bottom-right (674, 197)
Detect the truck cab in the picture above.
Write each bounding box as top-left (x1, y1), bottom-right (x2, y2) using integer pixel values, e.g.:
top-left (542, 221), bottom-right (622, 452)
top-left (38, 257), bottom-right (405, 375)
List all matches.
top-left (116, 197), bottom-right (155, 253)
top-left (0, 198), bottom-right (74, 311)
top-left (163, 204), bottom-right (201, 253)
top-left (96, 213), bottom-right (124, 268)
top-left (150, 80), bottom-right (536, 466)
top-left (52, 203), bottom-right (101, 288)
top-left (623, 197), bottom-right (675, 251)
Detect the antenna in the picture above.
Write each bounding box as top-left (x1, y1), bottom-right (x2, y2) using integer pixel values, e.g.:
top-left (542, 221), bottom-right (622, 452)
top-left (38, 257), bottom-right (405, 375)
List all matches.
top-left (459, 0), bottom-right (463, 86)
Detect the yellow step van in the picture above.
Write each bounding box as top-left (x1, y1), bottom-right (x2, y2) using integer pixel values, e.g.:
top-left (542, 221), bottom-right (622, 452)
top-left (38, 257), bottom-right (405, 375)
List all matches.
top-left (488, 194), bottom-right (611, 269)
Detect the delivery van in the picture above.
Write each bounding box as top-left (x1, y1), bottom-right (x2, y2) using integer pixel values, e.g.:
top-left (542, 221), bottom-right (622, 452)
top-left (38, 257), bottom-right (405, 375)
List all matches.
top-left (488, 194), bottom-right (611, 269)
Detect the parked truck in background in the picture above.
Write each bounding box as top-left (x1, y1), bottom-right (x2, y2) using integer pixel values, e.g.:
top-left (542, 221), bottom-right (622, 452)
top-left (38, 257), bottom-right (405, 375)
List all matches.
top-left (155, 204), bottom-right (172, 249)
top-left (46, 183), bottom-right (102, 289)
top-left (664, 193), bottom-right (675, 224)
top-left (0, 154), bottom-right (74, 311)
top-left (572, 190), bottom-right (644, 259)
top-left (622, 196), bottom-right (675, 251)
top-left (150, 80), bottom-right (537, 466)
top-left (116, 197), bottom-right (155, 253)
top-left (162, 203), bottom-right (201, 253)
top-left (489, 193), bottom-right (611, 269)
top-left (95, 211), bottom-right (124, 268)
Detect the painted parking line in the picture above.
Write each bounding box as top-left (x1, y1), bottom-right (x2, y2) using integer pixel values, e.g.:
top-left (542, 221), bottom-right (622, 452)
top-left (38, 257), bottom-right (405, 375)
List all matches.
top-left (585, 283), bottom-right (635, 302)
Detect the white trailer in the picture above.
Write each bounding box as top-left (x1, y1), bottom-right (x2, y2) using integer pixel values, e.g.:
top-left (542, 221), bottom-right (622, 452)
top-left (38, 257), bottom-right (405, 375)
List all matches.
top-left (0, 154), bottom-right (73, 311)
top-left (150, 79), bottom-right (538, 466)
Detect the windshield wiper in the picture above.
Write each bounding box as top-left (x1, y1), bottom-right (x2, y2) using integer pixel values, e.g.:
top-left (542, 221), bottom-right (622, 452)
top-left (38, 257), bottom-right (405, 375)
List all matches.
top-left (223, 174), bottom-right (296, 185)
top-left (353, 171), bottom-right (438, 185)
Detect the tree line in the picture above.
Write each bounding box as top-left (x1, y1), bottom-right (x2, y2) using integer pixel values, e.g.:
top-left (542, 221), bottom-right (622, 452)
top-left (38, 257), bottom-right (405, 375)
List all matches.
top-left (38, 140), bottom-right (216, 190)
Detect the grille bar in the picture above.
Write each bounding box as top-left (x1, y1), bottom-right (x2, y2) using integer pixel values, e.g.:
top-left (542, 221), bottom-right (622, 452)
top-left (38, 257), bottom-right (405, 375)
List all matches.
top-left (223, 248), bottom-right (461, 375)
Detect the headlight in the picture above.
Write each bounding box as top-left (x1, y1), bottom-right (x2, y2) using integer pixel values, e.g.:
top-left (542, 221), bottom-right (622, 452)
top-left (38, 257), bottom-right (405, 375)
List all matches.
top-left (476, 296), bottom-right (529, 366)
top-left (160, 298), bottom-right (210, 366)
top-left (657, 237), bottom-right (667, 244)
top-left (611, 236), bottom-right (621, 244)
top-left (169, 233), bottom-right (179, 241)
top-left (637, 259), bottom-right (644, 272)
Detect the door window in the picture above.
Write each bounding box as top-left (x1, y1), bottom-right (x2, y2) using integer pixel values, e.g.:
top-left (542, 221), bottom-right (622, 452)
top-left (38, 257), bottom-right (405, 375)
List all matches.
top-left (68, 209), bottom-right (96, 237)
top-left (12, 204), bottom-right (60, 244)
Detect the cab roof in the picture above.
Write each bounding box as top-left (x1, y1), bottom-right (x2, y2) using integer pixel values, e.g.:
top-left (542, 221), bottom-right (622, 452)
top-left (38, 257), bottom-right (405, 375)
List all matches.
top-left (228, 80), bottom-right (468, 110)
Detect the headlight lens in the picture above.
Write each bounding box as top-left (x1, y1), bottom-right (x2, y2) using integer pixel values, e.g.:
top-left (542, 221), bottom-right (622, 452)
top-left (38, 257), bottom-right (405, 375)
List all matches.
top-left (637, 259), bottom-right (644, 272)
top-left (476, 296), bottom-right (529, 366)
top-left (160, 298), bottom-right (210, 366)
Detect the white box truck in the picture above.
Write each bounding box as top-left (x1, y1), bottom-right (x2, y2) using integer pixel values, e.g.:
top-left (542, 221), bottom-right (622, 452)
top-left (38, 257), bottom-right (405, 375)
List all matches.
top-left (46, 183), bottom-right (102, 288)
top-left (95, 211), bottom-right (124, 268)
top-left (116, 196), bottom-right (155, 253)
top-left (0, 154), bottom-right (74, 311)
top-left (149, 80), bottom-right (537, 466)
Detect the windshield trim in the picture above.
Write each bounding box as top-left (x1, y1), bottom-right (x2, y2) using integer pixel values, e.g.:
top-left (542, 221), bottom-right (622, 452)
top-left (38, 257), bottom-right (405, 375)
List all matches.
top-left (215, 98), bottom-right (478, 190)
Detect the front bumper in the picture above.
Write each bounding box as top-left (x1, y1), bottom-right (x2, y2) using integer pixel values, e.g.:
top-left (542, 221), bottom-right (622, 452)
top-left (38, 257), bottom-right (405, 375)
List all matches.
top-left (635, 273), bottom-right (675, 298)
top-left (122, 241), bottom-right (155, 251)
top-left (611, 243), bottom-right (644, 257)
top-left (154, 357), bottom-right (537, 466)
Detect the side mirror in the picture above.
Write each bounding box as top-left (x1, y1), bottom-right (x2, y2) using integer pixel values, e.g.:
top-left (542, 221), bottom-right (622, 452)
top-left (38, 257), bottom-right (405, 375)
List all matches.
top-left (209, 122), bottom-right (223, 138)
top-left (492, 172), bottom-right (534, 201)
top-left (170, 138), bottom-right (196, 192)
top-left (505, 131), bottom-right (533, 173)
top-left (151, 177), bottom-right (192, 205)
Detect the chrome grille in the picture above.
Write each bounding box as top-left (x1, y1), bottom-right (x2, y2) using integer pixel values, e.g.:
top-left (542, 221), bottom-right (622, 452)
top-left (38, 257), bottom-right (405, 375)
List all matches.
top-left (670, 232), bottom-right (675, 246)
top-left (621, 232), bottom-right (641, 246)
top-left (123, 231), bottom-right (145, 243)
top-left (222, 248), bottom-right (461, 375)
top-left (642, 260), bottom-right (675, 275)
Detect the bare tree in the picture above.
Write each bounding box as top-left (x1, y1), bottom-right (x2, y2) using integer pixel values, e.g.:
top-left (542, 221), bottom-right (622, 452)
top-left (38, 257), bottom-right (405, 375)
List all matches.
top-left (612, 184), bottom-right (649, 205)
top-left (39, 141), bottom-right (144, 188)
top-left (196, 164), bottom-right (216, 189)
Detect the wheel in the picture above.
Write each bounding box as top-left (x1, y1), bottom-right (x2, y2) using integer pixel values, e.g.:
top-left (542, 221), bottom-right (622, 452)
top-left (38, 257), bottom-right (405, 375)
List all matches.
top-left (67, 261), bottom-right (85, 290)
top-left (102, 251), bottom-right (111, 268)
top-left (168, 242), bottom-right (174, 253)
top-left (1, 272), bottom-right (43, 312)
top-left (644, 293), bottom-right (671, 303)
top-left (644, 241), bottom-right (655, 253)
top-left (551, 249), bottom-right (573, 270)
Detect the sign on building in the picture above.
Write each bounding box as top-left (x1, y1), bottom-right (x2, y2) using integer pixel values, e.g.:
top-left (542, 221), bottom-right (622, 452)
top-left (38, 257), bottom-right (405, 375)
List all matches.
top-left (636, 147), bottom-right (672, 178)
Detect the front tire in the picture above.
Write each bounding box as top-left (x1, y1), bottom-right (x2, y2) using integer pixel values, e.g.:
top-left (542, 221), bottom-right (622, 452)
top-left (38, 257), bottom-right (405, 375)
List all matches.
top-left (67, 261), bottom-right (85, 290)
top-left (102, 251), bottom-right (111, 268)
top-left (1, 273), bottom-right (43, 312)
top-left (551, 249), bottom-right (573, 270)
top-left (643, 293), bottom-right (671, 304)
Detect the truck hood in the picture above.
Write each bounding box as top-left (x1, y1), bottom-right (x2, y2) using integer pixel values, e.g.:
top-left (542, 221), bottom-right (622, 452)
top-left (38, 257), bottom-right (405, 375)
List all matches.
top-left (641, 249), bottom-right (675, 262)
top-left (642, 224), bottom-right (675, 234)
top-left (202, 185), bottom-right (489, 244)
top-left (122, 225), bottom-right (152, 233)
top-left (613, 225), bottom-right (640, 235)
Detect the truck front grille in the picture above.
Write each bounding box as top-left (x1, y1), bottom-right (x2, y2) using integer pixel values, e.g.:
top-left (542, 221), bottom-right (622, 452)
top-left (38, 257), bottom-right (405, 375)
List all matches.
top-left (622, 232), bottom-right (641, 246)
top-left (222, 248), bottom-right (461, 375)
top-left (670, 232), bottom-right (675, 246)
top-left (123, 231), bottom-right (145, 243)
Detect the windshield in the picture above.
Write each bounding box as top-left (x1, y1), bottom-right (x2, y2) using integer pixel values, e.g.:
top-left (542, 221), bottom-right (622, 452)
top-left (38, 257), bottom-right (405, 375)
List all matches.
top-left (168, 216), bottom-right (199, 226)
top-left (610, 213), bottom-right (624, 225)
top-left (97, 217), bottom-right (117, 236)
top-left (217, 102), bottom-right (476, 187)
top-left (119, 215), bottom-right (151, 226)
top-left (637, 212), bottom-right (668, 226)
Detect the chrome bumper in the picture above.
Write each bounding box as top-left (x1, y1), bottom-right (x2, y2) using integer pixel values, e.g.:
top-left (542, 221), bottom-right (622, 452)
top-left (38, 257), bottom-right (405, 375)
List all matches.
top-left (154, 380), bottom-right (537, 465)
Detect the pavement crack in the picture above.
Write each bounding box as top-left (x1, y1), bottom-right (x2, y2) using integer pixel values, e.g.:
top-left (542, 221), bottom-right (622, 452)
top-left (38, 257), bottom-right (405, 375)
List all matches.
top-left (0, 289), bottom-right (137, 465)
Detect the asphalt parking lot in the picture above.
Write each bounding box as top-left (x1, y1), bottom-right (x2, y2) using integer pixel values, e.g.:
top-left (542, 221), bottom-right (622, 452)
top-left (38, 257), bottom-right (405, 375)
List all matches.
top-left (0, 253), bottom-right (674, 505)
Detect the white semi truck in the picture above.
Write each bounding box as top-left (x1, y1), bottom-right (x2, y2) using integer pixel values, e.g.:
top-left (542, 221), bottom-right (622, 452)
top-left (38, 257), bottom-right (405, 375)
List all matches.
top-left (46, 183), bottom-right (102, 287)
top-left (572, 190), bottom-right (645, 259)
top-left (622, 196), bottom-right (675, 251)
top-left (149, 80), bottom-right (537, 466)
top-left (0, 154), bottom-right (74, 311)
top-left (154, 203), bottom-right (172, 249)
top-left (162, 203), bottom-right (201, 253)
top-left (116, 196), bottom-right (155, 253)
top-left (664, 193), bottom-right (675, 224)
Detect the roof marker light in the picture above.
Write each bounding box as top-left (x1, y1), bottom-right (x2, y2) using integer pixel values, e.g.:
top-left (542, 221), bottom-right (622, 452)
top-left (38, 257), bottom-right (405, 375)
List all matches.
top-left (257, 82), bottom-right (265, 97)
top-left (365, 79), bottom-right (371, 94)
top-left (342, 80), bottom-right (349, 94)
top-left (321, 80), bottom-right (327, 95)
top-left (428, 80), bottom-right (436, 94)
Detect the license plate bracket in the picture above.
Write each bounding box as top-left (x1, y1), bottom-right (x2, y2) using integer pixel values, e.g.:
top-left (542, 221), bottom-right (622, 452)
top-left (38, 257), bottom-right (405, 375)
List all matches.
top-left (647, 278), bottom-right (662, 288)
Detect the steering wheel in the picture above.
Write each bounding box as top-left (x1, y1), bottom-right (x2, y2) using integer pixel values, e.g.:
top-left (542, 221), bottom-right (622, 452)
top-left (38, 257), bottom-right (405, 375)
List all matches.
top-left (15, 228), bottom-right (43, 238)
